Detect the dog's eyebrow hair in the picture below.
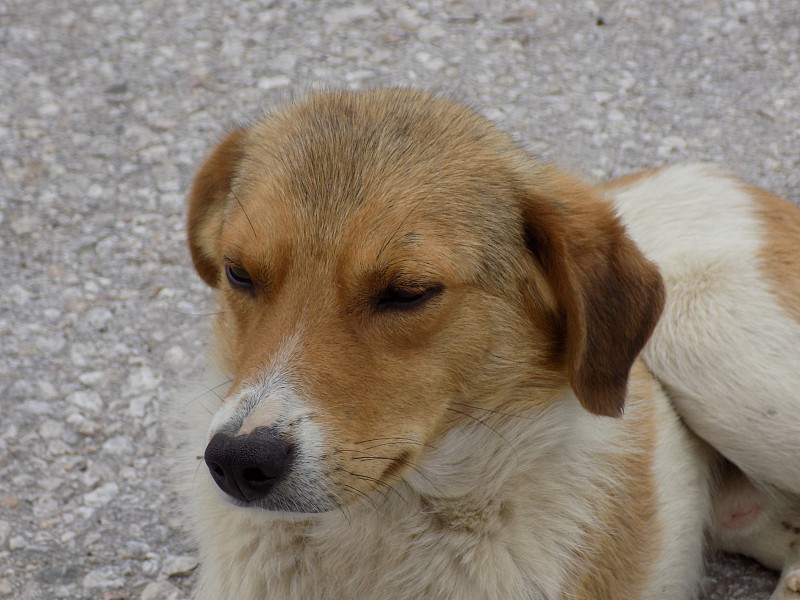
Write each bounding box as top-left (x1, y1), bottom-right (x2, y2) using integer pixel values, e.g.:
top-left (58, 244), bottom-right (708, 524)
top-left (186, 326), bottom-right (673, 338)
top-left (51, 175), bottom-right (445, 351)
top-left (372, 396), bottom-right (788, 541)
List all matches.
top-left (222, 254), bottom-right (243, 266)
top-left (231, 187), bottom-right (257, 238)
top-left (369, 257), bottom-right (440, 282)
top-left (376, 198), bottom-right (429, 260)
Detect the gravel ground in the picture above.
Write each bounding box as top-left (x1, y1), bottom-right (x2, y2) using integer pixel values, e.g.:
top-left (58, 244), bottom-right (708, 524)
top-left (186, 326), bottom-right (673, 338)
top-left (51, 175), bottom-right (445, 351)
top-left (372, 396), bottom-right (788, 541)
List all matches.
top-left (2, 0), bottom-right (798, 598)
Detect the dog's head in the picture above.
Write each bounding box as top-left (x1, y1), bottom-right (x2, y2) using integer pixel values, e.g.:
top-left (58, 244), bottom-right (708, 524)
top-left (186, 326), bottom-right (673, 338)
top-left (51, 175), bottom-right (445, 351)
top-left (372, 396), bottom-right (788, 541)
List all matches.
top-left (187, 88), bottom-right (664, 513)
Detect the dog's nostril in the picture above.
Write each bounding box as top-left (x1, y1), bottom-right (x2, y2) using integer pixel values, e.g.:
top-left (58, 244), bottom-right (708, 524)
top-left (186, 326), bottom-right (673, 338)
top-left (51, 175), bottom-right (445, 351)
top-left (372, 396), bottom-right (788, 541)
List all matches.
top-left (209, 462), bottom-right (225, 478)
top-left (243, 467), bottom-right (270, 483)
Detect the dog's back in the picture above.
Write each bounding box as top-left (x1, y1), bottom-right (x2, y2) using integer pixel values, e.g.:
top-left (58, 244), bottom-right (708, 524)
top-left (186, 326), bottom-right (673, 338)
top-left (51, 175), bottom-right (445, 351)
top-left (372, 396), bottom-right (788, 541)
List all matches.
top-left (607, 164), bottom-right (800, 494)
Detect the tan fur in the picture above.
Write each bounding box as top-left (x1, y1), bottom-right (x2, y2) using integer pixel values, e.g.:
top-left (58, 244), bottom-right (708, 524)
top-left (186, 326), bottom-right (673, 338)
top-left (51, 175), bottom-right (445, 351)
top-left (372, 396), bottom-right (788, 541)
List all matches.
top-left (179, 89), bottom-right (800, 600)
top-left (750, 185), bottom-right (800, 324)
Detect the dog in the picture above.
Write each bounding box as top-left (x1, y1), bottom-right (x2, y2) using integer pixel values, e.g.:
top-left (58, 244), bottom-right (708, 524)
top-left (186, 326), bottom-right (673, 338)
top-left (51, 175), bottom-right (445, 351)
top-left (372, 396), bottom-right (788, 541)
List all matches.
top-left (176, 88), bottom-right (800, 599)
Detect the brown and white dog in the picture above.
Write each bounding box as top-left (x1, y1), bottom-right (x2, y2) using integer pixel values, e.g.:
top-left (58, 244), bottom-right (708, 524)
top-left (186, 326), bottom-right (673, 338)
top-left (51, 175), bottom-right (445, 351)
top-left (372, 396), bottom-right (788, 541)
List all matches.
top-left (176, 88), bottom-right (800, 599)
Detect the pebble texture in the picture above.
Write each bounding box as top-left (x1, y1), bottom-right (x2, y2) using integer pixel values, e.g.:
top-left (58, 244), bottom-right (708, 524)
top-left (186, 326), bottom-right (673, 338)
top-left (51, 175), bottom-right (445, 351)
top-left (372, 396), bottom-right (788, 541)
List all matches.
top-left (2, 0), bottom-right (798, 598)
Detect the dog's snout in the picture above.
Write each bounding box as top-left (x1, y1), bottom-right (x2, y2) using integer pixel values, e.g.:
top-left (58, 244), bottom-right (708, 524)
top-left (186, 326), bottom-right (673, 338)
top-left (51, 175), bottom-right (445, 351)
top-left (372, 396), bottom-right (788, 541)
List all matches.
top-left (204, 429), bottom-right (294, 503)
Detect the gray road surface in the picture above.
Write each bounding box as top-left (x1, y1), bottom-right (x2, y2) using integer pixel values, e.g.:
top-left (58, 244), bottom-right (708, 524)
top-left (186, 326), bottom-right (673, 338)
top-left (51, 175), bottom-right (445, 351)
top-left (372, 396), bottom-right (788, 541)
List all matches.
top-left (2, 0), bottom-right (798, 598)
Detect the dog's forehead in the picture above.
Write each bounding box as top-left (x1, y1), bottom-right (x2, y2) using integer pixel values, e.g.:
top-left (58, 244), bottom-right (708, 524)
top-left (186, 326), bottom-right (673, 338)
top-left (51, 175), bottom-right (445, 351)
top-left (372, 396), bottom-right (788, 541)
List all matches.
top-left (226, 90), bottom-right (527, 279)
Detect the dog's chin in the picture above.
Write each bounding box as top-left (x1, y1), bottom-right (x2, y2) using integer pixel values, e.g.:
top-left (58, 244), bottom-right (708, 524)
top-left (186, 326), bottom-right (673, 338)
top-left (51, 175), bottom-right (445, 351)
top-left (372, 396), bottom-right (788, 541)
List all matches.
top-left (211, 483), bottom-right (339, 516)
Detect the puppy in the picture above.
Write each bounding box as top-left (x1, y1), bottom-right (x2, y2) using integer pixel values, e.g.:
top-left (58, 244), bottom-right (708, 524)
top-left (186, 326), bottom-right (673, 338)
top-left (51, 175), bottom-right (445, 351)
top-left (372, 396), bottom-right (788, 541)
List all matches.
top-left (177, 88), bottom-right (800, 599)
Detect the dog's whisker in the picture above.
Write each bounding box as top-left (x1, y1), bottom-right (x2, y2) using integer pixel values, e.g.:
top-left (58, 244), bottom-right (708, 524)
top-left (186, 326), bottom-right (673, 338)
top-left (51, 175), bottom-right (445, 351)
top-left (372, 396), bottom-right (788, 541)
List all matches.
top-left (192, 456), bottom-right (206, 483)
top-left (340, 483), bottom-right (385, 516)
top-left (179, 378), bottom-right (233, 409)
top-left (344, 470), bottom-right (408, 505)
top-left (451, 401), bottom-right (538, 421)
top-left (208, 378), bottom-right (234, 393)
top-left (350, 455), bottom-right (442, 495)
top-left (180, 395), bottom-right (212, 411)
top-left (352, 436), bottom-right (437, 450)
top-left (340, 440), bottom-right (428, 452)
top-left (446, 407), bottom-right (519, 461)
top-left (327, 473), bottom-right (354, 525)
top-left (348, 472), bottom-right (394, 502)
top-left (394, 457), bottom-right (444, 496)
top-left (204, 383), bottom-right (231, 405)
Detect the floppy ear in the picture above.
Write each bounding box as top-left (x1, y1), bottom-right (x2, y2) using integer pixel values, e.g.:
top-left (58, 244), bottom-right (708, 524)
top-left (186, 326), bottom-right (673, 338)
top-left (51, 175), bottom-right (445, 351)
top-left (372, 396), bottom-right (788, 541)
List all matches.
top-left (521, 168), bottom-right (665, 417)
top-left (187, 128), bottom-right (247, 287)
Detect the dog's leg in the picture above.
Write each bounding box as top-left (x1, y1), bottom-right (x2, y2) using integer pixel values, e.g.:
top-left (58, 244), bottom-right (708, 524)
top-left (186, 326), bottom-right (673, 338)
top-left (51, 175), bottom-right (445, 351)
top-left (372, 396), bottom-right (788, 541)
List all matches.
top-left (774, 567), bottom-right (800, 600)
top-left (611, 166), bottom-right (800, 495)
top-left (711, 463), bottom-right (800, 599)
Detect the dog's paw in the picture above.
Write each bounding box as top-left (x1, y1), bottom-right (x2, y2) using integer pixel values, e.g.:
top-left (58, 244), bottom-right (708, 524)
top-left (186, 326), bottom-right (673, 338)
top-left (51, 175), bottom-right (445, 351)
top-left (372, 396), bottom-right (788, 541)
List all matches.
top-left (771, 567), bottom-right (800, 600)
top-left (789, 571), bottom-right (800, 593)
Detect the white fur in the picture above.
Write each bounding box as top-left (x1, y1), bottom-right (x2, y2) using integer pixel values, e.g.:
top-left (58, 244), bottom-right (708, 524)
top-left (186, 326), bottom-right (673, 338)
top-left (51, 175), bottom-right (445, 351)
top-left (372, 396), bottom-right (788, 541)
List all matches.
top-left (177, 382), bottom-right (709, 600)
top-left (642, 383), bottom-right (712, 599)
top-left (611, 164), bottom-right (800, 494)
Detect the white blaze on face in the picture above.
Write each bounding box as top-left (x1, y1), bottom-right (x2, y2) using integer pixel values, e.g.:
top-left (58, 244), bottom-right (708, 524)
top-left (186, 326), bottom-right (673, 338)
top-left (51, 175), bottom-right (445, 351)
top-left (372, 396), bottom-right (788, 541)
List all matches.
top-left (207, 368), bottom-right (296, 437)
top-left (205, 336), bottom-right (332, 512)
top-left (208, 334), bottom-right (302, 437)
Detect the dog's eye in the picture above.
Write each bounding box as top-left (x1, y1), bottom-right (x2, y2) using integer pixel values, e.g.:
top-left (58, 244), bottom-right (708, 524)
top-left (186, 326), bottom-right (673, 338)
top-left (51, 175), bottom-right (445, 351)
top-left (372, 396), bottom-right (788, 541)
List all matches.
top-left (225, 264), bottom-right (254, 291)
top-left (375, 285), bottom-right (443, 311)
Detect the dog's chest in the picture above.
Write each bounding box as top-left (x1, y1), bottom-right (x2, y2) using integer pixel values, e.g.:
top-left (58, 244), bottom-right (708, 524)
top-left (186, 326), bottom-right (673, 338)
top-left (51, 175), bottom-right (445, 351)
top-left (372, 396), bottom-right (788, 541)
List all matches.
top-left (241, 493), bottom-right (573, 599)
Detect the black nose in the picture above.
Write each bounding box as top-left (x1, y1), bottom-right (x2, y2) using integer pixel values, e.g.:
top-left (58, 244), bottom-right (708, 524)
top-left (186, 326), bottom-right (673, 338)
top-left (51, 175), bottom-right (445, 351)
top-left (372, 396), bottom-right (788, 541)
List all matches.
top-left (204, 429), bottom-right (294, 502)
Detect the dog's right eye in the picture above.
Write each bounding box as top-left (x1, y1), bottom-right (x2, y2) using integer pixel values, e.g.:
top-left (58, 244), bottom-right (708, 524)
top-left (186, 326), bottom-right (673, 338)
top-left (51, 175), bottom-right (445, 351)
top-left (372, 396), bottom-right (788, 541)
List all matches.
top-left (374, 285), bottom-right (443, 311)
top-left (225, 264), bottom-right (254, 291)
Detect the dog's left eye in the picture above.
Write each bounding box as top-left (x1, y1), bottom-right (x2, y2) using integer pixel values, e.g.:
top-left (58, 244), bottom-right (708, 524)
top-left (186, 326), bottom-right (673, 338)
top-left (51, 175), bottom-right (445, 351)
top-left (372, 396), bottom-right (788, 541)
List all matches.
top-left (225, 264), bottom-right (254, 291)
top-left (375, 285), bottom-right (443, 311)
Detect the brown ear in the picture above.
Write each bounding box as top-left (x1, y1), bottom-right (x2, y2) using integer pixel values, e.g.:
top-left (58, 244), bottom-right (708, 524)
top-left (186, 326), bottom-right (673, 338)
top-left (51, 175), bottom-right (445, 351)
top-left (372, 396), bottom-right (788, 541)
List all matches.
top-left (187, 128), bottom-right (247, 287)
top-left (521, 169), bottom-right (665, 417)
